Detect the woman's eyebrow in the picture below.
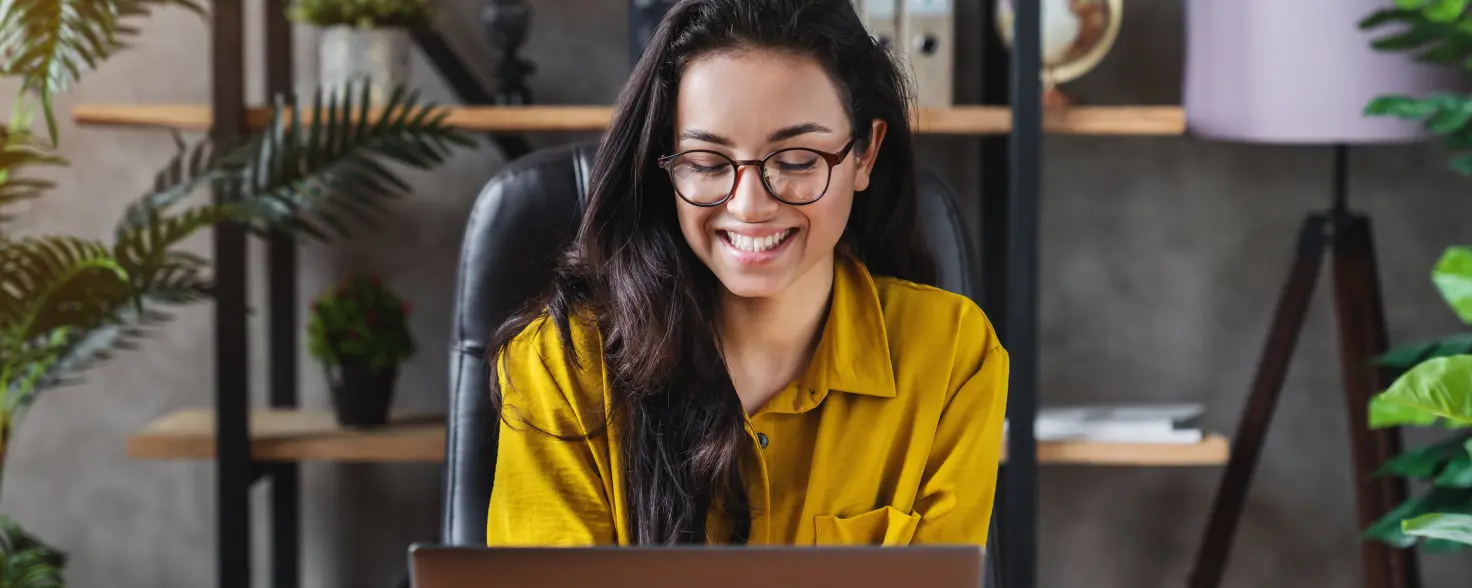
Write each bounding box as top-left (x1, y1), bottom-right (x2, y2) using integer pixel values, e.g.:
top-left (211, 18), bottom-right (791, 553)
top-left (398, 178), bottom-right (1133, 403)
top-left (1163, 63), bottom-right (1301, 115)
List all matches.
top-left (679, 128), bottom-right (734, 147)
top-left (678, 122), bottom-right (835, 148)
top-left (766, 122), bottom-right (833, 142)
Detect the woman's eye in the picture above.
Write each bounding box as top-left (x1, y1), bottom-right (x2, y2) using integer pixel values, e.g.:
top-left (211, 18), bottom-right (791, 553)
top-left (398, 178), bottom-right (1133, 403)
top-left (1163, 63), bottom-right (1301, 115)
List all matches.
top-left (776, 158), bottom-right (818, 172)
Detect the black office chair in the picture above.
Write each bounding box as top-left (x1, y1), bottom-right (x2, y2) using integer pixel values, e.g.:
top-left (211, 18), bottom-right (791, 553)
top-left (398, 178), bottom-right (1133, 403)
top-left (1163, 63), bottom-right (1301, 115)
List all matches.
top-left (440, 142), bottom-right (1002, 585)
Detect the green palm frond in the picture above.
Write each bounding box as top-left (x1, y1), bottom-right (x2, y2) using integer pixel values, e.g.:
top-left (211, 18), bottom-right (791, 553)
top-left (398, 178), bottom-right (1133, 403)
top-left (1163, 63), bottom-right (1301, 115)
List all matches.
top-left (0, 236), bottom-right (130, 343)
top-left (0, 516), bottom-right (64, 588)
top-left (0, 127), bottom-right (63, 227)
top-left (0, 0), bottom-right (206, 141)
top-left (229, 79), bottom-right (477, 238)
top-left (118, 79), bottom-right (478, 241)
top-left (2, 81), bottom-right (478, 401)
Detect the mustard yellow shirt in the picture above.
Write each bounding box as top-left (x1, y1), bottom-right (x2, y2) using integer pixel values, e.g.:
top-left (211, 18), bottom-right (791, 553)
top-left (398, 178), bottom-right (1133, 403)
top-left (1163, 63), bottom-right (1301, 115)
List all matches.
top-left (487, 255), bottom-right (1010, 547)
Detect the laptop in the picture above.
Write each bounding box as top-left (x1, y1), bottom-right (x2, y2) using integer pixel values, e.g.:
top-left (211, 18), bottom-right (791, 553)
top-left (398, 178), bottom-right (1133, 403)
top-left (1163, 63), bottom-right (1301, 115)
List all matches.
top-left (407, 543), bottom-right (985, 588)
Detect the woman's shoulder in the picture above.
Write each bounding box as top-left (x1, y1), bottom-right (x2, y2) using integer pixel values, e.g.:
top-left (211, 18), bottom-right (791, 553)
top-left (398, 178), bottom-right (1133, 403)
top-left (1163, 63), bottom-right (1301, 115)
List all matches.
top-left (870, 275), bottom-right (998, 344)
top-left (496, 307), bottom-right (609, 434)
top-left (869, 275), bottom-right (1004, 382)
top-left (867, 274), bottom-right (1007, 405)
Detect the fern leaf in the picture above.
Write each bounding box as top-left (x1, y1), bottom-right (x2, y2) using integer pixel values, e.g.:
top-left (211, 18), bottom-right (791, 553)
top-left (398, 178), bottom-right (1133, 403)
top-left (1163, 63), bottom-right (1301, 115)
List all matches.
top-left (0, 126), bottom-right (64, 226)
top-left (219, 79), bottom-right (478, 239)
top-left (10, 307), bottom-right (170, 400)
top-left (0, 516), bottom-right (65, 588)
top-left (0, 236), bottom-right (130, 344)
top-left (0, 0), bottom-right (206, 141)
top-left (112, 203), bottom-right (238, 295)
top-left (114, 130), bottom-right (234, 237)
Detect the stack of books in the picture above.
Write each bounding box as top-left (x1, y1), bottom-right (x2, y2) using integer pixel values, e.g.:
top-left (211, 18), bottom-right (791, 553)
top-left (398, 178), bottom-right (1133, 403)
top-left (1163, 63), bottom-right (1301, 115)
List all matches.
top-left (1005, 403), bottom-right (1205, 444)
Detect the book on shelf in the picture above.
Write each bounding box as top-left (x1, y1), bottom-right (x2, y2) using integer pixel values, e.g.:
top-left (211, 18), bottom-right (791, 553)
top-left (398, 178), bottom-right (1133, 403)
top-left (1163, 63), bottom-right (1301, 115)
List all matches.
top-left (1004, 403), bottom-right (1205, 444)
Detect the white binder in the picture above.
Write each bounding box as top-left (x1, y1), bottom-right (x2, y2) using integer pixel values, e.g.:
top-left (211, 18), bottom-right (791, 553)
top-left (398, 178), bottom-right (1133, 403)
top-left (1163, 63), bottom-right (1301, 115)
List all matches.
top-left (859, 0), bottom-right (900, 57)
top-left (900, 0), bottom-right (954, 107)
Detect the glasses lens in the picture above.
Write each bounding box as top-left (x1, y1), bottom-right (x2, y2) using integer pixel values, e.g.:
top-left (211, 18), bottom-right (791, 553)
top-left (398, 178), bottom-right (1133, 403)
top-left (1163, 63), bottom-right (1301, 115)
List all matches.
top-left (666, 152), bottom-right (735, 205)
top-left (762, 149), bottom-right (831, 204)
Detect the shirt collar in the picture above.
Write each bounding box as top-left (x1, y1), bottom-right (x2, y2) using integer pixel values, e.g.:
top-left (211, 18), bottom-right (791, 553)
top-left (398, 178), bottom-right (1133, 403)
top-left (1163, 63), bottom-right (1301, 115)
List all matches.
top-left (758, 255), bottom-right (895, 414)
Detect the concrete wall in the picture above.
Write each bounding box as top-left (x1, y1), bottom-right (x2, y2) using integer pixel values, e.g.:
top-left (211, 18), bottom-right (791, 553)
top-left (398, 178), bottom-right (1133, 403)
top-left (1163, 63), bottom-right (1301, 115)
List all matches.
top-left (4, 0), bottom-right (1472, 586)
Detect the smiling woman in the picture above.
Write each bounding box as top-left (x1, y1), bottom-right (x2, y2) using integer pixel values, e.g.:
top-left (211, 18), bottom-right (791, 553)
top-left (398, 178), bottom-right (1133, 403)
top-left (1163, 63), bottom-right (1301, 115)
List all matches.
top-left (482, 0), bottom-right (1010, 548)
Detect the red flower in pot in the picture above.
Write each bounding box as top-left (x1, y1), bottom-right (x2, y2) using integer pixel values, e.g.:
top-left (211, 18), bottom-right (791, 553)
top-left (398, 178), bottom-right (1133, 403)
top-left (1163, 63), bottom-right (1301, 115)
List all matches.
top-left (307, 274), bottom-right (417, 428)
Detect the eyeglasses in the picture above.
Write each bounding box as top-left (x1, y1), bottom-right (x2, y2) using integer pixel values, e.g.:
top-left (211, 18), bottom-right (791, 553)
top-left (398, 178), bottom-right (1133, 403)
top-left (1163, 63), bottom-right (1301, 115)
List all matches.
top-left (656, 138), bottom-right (856, 207)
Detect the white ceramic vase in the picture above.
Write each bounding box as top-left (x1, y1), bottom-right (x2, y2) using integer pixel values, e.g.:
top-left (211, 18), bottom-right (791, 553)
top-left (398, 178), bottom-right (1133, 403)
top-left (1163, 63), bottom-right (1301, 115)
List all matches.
top-left (318, 26), bottom-right (412, 103)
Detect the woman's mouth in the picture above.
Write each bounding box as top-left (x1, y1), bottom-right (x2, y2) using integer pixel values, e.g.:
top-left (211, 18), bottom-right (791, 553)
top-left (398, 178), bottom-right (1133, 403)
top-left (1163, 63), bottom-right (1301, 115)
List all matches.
top-left (718, 228), bottom-right (797, 264)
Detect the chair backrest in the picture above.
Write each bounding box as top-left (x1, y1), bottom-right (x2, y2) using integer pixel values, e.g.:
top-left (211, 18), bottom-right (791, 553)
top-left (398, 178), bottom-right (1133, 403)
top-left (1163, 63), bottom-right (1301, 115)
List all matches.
top-left (440, 141), bottom-right (991, 556)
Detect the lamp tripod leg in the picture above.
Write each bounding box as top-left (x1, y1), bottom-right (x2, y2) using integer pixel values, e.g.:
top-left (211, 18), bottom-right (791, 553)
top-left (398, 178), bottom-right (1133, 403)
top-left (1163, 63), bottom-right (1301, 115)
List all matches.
top-left (1187, 215), bottom-right (1328, 588)
top-left (1330, 212), bottom-right (1420, 588)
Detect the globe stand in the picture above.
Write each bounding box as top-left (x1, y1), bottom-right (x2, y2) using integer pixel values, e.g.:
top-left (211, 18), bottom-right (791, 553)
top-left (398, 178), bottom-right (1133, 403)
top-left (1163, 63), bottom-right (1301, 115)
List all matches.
top-left (994, 0), bottom-right (1123, 111)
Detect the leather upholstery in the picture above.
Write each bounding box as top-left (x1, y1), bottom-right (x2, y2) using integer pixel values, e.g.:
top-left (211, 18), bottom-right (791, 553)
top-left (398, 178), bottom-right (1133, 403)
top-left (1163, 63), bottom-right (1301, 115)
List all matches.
top-left (441, 142), bottom-right (992, 557)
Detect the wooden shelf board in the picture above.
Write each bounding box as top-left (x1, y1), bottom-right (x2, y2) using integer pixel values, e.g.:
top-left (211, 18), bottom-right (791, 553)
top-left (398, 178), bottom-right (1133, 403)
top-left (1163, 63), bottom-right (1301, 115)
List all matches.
top-left (73, 104), bottom-right (1186, 136)
top-left (128, 408), bottom-right (1227, 466)
top-left (127, 408), bottom-right (446, 463)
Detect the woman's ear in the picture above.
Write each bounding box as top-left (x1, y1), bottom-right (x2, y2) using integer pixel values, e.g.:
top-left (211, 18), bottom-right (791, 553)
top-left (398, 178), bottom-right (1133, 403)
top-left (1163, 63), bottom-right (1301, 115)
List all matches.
top-left (853, 119), bottom-right (887, 193)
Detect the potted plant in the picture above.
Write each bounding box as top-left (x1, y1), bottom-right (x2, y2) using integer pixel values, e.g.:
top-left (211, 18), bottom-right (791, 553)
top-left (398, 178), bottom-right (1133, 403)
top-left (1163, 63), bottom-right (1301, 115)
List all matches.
top-left (1, 0), bottom-right (477, 581)
top-left (288, 0), bottom-right (435, 104)
top-left (307, 275), bottom-right (416, 428)
top-left (1353, 0), bottom-right (1472, 552)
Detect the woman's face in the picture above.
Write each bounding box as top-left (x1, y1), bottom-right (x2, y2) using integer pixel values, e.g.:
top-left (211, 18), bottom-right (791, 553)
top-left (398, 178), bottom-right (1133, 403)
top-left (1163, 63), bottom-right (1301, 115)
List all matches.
top-left (670, 49), bottom-right (885, 300)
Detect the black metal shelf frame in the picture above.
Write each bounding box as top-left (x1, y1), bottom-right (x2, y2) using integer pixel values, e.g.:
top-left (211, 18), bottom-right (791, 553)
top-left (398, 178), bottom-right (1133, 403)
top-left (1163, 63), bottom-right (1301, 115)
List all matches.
top-left (203, 1), bottom-right (1046, 587)
top-left (979, 2), bottom-right (1042, 588)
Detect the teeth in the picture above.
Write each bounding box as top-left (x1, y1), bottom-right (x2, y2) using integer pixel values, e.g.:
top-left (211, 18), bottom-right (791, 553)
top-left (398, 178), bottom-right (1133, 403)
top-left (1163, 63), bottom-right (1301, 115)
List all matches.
top-left (725, 230), bottom-right (790, 253)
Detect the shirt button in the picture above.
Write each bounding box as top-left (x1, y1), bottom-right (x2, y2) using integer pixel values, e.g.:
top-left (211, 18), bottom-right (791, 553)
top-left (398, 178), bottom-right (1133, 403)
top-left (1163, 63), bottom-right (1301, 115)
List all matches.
top-left (757, 433), bottom-right (769, 449)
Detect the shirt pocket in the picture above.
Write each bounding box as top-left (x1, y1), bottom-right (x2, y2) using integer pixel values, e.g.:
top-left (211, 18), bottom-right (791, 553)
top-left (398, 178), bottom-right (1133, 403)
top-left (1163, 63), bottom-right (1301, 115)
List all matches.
top-left (812, 506), bottom-right (922, 546)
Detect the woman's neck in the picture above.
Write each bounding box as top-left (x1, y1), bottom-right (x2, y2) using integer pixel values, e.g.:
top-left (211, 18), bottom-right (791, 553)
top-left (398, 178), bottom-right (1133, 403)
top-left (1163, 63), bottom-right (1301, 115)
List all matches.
top-left (719, 256), bottom-right (836, 415)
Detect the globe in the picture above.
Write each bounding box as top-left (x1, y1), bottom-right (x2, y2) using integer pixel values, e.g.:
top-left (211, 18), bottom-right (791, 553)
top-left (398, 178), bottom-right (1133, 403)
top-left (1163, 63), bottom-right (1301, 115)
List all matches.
top-left (994, 0), bottom-right (1123, 107)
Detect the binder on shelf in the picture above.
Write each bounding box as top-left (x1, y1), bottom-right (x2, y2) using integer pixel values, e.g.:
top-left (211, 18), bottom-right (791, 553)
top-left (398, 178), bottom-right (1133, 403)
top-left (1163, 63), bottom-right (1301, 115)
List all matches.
top-left (1005, 403), bottom-right (1208, 445)
top-left (900, 0), bottom-right (954, 107)
top-left (858, 0), bottom-right (900, 56)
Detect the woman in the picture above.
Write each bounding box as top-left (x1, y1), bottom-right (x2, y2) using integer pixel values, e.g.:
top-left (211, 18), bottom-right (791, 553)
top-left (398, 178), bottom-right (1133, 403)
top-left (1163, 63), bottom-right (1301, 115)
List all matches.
top-left (486, 0), bottom-right (1009, 547)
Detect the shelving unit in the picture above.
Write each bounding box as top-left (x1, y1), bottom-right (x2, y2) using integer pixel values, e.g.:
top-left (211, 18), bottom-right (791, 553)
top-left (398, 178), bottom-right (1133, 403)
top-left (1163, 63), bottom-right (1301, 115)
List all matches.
top-left (127, 408), bottom-right (1230, 466)
top-left (85, 2), bottom-right (1222, 588)
top-left (72, 103), bottom-right (1187, 135)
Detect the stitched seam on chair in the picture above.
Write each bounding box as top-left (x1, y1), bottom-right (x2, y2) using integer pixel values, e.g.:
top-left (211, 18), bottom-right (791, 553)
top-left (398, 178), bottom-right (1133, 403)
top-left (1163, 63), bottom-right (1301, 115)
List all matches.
top-left (443, 347), bottom-right (465, 539)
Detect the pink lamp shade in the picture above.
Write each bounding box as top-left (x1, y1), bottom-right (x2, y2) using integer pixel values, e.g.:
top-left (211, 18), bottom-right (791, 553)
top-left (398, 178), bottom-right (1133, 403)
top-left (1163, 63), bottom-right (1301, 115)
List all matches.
top-left (1183, 0), bottom-right (1467, 144)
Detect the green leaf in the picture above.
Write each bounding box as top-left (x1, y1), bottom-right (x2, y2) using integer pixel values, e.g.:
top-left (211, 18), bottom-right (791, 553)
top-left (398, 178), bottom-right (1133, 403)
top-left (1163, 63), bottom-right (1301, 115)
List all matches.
top-left (1425, 0), bottom-right (1472, 22)
top-left (1422, 537), bottom-right (1469, 552)
top-left (1371, 355), bottom-right (1472, 428)
top-left (0, 0), bottom-right (207, 143)
top-left (1434, 246), bottom-right (1472, 324)
top-left (1435, 452), bottom-right (1472, 487)
top-left (0, 515), bottom-right (65, 588)
top-left (1378, 434), bottom-right (1472, 478)
top-left (1403, 512), bottom-right (1472, 546)
top-left (1365, 487), bottom-right (1472, 547)
top-left (1376, 332), bottom-right (1472, 369)
top-left (1371, 394), bottom-right (1442, 428)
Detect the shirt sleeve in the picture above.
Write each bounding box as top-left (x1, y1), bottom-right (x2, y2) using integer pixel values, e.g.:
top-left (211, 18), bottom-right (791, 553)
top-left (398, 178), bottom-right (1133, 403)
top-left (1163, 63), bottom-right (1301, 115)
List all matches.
top-left (911, 304), bottom-right (1010, 547)
top-left (485, 320), bottom-right (619, 546)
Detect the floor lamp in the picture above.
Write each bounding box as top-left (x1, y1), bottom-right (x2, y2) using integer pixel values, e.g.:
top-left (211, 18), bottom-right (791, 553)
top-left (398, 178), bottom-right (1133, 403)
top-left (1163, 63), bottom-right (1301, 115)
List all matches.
top-left (1179, 1), bottom-right (1463, 588)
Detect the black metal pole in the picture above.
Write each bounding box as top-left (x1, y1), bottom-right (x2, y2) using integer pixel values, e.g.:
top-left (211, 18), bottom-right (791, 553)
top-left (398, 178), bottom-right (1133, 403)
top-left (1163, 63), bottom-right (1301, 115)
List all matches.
top-left (979, 0), bottom-right (1012, 337)
top-left (978, 5), bottom-right (1012, 585)
top-left (264, 2), bottom-right (300, 587)
top-left (211, 0), bottom-right (250, 586)
top-left (1005, 0), bottom-right (1043, 587)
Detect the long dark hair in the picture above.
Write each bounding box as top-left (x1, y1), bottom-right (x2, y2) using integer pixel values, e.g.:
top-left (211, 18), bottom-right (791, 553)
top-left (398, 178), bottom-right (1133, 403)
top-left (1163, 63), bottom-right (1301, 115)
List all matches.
top-left (488, 0), bottom-right (936, 545)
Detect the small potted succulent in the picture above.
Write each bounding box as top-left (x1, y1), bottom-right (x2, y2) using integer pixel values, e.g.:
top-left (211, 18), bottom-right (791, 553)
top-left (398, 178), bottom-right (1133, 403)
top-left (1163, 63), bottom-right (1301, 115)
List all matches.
top-left (307, 275), bottom-right (417, 428)
top-left (287, 0), bottom-right (435, 103)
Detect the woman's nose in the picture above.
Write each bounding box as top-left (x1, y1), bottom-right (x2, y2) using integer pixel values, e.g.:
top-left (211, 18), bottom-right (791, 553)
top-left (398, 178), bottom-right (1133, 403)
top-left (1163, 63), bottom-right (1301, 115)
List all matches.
top-left (725, 166), bottom-right (779, 221)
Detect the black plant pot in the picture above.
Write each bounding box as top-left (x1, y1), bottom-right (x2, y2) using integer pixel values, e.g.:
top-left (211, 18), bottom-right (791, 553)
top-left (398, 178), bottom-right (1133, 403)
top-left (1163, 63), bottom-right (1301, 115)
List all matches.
top-left (327, 361), bottom-right (398, 428)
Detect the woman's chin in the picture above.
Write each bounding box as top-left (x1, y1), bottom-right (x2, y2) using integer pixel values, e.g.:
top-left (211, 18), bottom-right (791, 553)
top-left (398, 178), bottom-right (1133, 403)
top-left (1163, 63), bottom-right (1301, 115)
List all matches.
top-left (715, 273), bottom-right (792, 299)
